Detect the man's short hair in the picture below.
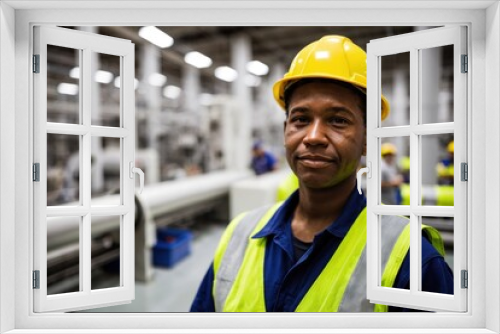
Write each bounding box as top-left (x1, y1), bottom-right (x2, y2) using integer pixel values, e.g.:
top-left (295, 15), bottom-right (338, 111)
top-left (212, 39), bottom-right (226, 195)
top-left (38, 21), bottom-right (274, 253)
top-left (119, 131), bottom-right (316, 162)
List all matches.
top-left (283, 78), bottom-right (367, 125)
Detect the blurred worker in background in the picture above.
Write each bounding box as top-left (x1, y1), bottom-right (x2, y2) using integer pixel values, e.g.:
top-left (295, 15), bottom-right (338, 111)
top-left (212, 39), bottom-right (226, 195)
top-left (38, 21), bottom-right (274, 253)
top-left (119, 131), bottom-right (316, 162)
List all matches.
top-left (399, 155), bottom-right (411, 183)
top-left (191, 35), bottom-right (452, 312)
top-left (436, 140), bottom-right (454, 185)
top-left (380, 142), bottom-right (403, 205)
top-left (250, 140), bottom-right (279, 175)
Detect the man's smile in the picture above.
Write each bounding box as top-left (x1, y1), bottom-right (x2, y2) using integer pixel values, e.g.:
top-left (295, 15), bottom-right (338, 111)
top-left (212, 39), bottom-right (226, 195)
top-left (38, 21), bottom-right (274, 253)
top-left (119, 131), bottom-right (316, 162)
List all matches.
top-left (297, 154), bottom-right (336, 168)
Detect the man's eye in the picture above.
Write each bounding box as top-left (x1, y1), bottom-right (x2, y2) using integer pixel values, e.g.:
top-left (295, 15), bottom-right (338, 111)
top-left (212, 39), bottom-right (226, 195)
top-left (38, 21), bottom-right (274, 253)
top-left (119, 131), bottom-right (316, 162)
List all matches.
top-left (291, 116), bottom-right (308, 124)
top-left (331, 117), bottom-right (349, 125)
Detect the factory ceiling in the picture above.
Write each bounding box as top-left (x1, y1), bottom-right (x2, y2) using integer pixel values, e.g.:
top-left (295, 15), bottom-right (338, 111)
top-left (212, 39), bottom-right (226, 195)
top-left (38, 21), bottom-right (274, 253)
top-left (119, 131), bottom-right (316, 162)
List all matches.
top-left (52, 25), bottom-right (451, 101)
top-left (96, 26), bottom-right (421, 88)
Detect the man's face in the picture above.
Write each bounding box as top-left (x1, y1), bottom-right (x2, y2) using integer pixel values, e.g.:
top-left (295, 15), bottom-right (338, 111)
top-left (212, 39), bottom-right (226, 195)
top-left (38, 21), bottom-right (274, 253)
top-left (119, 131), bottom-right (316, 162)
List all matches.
top-left (253, 147), bottom-right (264, 157)
top-left (384, 154), bottom-right (396, 165)
top-left (284, 81), bottom-right (366, 189)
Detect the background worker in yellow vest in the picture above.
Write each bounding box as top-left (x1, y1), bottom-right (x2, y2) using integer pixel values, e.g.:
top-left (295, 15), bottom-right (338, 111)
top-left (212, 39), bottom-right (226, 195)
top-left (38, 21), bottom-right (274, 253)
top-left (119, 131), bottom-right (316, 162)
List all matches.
top-left (191, 35), bottom-right (453, 312)
top-left (380, 142), bottom-right (404, 205)
top-left (436, 140), bottom-right (454, 185)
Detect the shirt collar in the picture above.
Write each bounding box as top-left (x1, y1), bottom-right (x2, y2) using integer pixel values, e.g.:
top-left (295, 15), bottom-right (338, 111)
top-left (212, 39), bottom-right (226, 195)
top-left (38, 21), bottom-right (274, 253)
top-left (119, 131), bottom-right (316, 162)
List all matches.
top-left (252, 183), bottom-right (366, 240)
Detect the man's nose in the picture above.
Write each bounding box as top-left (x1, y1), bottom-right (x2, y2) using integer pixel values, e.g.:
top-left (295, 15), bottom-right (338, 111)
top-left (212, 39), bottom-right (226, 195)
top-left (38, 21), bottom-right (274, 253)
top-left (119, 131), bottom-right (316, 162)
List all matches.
top-left (303, 119), bottom-right (328, 146)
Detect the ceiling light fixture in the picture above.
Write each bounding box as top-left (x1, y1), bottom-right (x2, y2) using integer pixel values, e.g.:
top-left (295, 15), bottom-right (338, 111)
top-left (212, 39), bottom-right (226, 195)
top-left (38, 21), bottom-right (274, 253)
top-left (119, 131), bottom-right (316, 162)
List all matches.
top-left (215, 66), bottom-right (238, 82)
top-left (246, 60), bottom-right (269, 76)
top-left (57, 83), bottom-right (79, 95)
top-left (138, 26), bottom-right (174, 48)
top-left (184, 51), bottom-right (213, 69)
top-left (148, 73), bottom-right (167, 87)
top-left (163, 85), bottom-right (182, 99)
top-left (69, 67), bottom-right (114, 84)
top-left (114, 76), bottom-right (139, 90)
top-left (94, 70), bottom-right (114, 84)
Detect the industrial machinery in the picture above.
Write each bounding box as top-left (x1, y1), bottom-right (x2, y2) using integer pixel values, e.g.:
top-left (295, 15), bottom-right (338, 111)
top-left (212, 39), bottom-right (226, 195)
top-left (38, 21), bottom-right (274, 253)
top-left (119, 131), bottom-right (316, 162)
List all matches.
top-left (46, 169), bottom-right (252, 294)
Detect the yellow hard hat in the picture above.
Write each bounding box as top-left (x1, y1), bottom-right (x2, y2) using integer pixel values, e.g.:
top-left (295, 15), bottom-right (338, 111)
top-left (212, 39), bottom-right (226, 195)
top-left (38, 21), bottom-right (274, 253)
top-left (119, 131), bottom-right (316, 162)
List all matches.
top-left (447, 141), bottom-right (454, 153)
top-left (381, 143), bottom-right (397, 156)
top-left (273, 35), bottom-right (390, 120)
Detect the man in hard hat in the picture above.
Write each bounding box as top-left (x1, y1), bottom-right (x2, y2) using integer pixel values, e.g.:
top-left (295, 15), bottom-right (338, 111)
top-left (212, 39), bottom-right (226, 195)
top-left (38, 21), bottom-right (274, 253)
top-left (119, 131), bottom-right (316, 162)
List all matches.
top-left (380, 142), bottom-right (404, 205)
top-left (436, 140), bottom-right (454, 185)
top-left (191, 36), bottom-right (453, 312)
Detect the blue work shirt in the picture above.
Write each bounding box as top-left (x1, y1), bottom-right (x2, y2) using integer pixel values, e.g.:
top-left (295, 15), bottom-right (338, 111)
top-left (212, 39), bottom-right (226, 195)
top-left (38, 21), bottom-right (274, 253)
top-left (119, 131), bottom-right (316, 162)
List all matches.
top-left (251, 151), bottom-right (277, 175)
top-left (190, 187), bottom-right (454, 312)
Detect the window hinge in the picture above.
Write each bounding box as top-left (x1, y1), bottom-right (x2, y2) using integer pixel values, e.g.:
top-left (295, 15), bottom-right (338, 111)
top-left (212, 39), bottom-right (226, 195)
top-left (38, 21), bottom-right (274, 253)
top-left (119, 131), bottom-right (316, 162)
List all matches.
top-left (33, 270), bottom-right (40, 289)
top-left (461, 162), bottom-right (468, 181)
top-left (461, 270), bottom-right (468, 289)
top-left (33, 163), bottom-right (40, 182)
top-left (33, 54), bottom-right (40, 73)
top-left (461, 54), bottom-right (468, 73)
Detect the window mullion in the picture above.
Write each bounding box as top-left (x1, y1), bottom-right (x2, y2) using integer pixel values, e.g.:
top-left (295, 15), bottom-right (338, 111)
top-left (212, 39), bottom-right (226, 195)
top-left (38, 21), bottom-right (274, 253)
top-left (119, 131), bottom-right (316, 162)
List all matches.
top-left (409, 47), bottom-right (420, 294)
top-left (81, 47), bottom-right (92, 294)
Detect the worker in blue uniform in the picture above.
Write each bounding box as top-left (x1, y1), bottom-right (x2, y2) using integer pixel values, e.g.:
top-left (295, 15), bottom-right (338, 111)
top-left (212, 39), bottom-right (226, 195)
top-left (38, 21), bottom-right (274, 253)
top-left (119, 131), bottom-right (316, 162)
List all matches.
top-left (190, 35), bottom-right (453, 312)
top-left (251, 141), bottom-right (279, 175)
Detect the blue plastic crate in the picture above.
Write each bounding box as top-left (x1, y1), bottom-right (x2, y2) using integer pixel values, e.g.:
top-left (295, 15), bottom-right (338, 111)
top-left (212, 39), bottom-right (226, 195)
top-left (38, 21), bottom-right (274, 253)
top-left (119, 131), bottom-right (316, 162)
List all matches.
top-left (153, 227), bottom-right (193, 268)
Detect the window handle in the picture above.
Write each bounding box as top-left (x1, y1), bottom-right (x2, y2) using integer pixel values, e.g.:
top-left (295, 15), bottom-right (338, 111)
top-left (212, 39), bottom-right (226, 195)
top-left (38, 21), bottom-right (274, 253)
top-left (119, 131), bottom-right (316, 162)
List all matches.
top-left (356, 162), bottom-right (371, 195)
top-left (129, 161), bottom-right (145, 194)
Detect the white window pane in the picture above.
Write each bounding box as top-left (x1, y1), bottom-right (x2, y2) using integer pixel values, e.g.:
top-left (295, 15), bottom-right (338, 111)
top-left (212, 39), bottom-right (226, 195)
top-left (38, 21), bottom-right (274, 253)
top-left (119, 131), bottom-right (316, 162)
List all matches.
top-left (381, 52), bottom-right (410, 128)
top-left (47, 216), bottom-right (81, 295)
top-left (47, 133), bottom-right (80, 206)
top-left (91, 137), bottom-right (121, 206)
top-left (91, 215), bottom-right (121, 290)
top-left (47, 45), bottom-right (81, 124)
top-left (92, 52), bottom-right (121, 127)
top-left (420, 215), bottom-right (454, 295)
top-left (420, 45), bottom-right (454, 124)
top-left (421, 134), bottom-right (454, 205)
top-left (380, 137), bottom-right (409, 205)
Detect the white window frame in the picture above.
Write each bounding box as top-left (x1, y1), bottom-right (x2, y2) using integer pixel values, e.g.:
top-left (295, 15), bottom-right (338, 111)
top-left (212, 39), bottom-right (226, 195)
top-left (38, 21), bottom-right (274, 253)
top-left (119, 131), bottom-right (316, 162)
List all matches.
top-left (1, 1), bottom-right (499, 333)
top-left (33, 26), bottom-right (136, 313)
top-left (366, 26), bottom-right (467, 312)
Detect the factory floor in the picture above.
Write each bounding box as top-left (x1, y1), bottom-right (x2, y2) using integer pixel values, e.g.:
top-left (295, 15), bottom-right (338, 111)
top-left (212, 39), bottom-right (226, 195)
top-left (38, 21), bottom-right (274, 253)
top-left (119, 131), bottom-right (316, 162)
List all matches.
top-left (82, 221), bottom-right (226, 313)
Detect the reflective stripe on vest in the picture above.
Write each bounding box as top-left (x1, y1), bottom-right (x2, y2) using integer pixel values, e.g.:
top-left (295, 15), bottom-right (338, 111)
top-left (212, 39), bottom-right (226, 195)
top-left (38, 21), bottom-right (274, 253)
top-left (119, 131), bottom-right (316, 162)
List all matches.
top-left (400, 183), bottom-right (454, 206)
top-left (214, 203), bottom-right (281, 312)
top-left (213, 204), bottom-right (444, 312)
top-left (296, 211), bottom-right (407, 312)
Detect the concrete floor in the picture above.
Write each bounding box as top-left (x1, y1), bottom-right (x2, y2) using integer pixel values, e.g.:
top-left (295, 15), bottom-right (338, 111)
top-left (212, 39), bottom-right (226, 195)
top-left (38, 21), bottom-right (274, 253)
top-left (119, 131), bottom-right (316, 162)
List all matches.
top-left (81, 221), bottom-right (226, 313)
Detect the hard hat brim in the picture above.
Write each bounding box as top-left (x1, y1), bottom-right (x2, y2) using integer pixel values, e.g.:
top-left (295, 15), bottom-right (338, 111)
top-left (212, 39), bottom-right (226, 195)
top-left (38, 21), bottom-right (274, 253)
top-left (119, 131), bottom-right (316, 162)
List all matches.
top-left (273, 74), bottom-right (390, 121)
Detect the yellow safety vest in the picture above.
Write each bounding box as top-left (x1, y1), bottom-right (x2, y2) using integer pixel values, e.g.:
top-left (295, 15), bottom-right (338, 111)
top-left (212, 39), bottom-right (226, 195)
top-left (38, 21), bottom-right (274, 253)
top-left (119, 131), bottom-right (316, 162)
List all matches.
top-left (436, 162), bottom-right (454, 178)
top-left (212, 203), bottom-right (445, 312)
top-left (276, 173), bottom-right (299, 202)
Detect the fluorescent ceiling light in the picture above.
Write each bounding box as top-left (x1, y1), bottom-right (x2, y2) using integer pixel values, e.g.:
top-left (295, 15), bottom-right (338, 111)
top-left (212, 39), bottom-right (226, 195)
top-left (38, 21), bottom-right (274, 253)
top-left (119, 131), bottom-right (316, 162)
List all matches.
top-left (95, 70), bottom-right (114, 84)
top-left (57, 83), bottom-right (79, 95)
top-left (114, 76), bottom-right (139, 90)
top-left (69, 67), bottom-right (79, 79)
top-left (148, 73), bottom-right (167, 87)
top-left (215, 66), bottom-right (238, 82)
top-left (200, 93), bottom-right (214, 106)
top-left (163, 85), bottom-right (182, 99)
top-left (69, 67), bottom-right (114, 84)
top-left (138, 26), bottom-right (174, 48)
top-left (184, 51), bottom-right (212, 69)
top-left (246, 60), bottom-right (269, 76)
top-left (244, 74), bottom-right (262, 87)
